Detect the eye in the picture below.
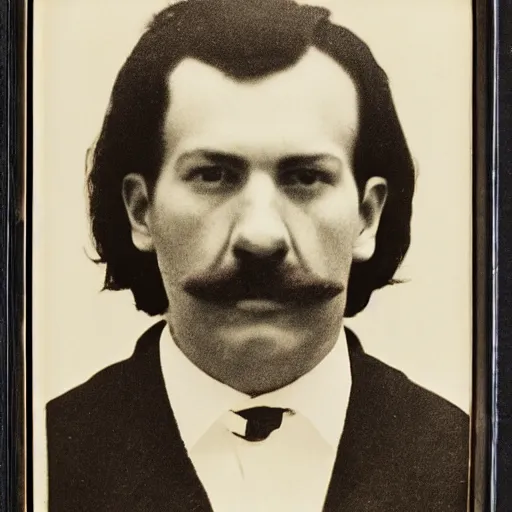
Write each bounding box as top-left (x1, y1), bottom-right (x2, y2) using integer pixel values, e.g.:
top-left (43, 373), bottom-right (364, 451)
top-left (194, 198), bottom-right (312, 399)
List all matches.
top-left (187, 166), bottom-right (238, 187)
top-left (193, 166), bottom-right (226, 182)
top-left (280, 168), bottom-right (331, 187)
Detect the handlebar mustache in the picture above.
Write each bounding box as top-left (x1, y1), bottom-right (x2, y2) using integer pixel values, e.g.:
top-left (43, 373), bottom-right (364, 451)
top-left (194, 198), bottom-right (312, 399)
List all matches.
top-left (181, 265), bottom-right (344, 306)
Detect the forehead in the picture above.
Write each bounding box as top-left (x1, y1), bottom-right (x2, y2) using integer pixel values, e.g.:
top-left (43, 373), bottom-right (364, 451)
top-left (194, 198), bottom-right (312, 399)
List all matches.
top-left (164, 47), bottom-right (359, 162)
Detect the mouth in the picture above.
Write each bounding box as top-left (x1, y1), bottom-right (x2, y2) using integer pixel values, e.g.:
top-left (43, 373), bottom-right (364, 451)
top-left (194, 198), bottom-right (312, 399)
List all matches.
top-left (233, 299), bottom-right (289, 313)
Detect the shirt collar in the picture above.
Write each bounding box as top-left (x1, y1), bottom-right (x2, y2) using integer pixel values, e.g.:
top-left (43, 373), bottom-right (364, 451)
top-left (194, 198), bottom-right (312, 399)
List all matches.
top-left (160, 324), bottom-right (352, 450)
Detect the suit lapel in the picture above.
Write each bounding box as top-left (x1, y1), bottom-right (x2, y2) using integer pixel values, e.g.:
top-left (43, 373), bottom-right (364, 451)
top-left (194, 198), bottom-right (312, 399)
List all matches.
top-left (323, 328), bottom-right (381, 511)
top-left (117, 321), bottom-right (214, 512)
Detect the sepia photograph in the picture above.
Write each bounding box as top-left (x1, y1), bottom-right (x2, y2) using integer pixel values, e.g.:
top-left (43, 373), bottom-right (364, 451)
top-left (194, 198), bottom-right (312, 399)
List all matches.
top-left (32, 0), bottom-right (473, 510)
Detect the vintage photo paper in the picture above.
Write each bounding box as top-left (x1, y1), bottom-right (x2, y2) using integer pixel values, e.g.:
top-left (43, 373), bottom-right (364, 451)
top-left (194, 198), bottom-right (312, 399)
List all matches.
top-left (33, 0), bottom-right (473, 510)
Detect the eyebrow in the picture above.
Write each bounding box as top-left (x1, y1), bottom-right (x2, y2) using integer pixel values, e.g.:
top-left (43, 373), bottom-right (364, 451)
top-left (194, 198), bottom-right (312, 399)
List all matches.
top-left (278, 154), bottom-right (342, 170)
top-left (176, 150), bottom-right (247, 169)
top-left (176, 150), bottom-right (342, 169)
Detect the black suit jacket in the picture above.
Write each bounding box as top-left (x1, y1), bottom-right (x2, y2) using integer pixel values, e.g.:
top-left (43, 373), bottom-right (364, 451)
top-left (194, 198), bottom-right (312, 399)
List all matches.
top-left (47, 321), bottom-right (469, 511)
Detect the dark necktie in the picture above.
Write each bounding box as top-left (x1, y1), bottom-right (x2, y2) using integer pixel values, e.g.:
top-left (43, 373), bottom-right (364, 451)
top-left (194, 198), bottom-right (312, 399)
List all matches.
top-left (234, 406), bottom-right (290, 442)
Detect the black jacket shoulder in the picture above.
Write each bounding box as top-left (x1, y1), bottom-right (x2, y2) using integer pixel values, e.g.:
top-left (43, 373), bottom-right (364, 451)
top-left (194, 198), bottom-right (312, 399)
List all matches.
top-left (46, 322), bottom-right (201, 511)
top-left (326, 332), bottom-right (469, 511)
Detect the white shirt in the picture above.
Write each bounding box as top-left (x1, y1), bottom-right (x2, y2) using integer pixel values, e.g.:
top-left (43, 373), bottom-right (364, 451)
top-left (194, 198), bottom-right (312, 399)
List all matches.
top-left (159, 325), bottom-right (352, 512)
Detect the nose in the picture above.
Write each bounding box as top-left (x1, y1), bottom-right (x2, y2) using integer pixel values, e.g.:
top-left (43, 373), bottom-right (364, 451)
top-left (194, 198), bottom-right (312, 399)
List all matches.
top-left (232, 172), bottom-right (289, 263)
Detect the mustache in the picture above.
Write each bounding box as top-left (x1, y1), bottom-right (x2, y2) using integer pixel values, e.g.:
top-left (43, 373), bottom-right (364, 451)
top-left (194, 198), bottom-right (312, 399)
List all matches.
top-left (181, 262), bottom-right (344, 306)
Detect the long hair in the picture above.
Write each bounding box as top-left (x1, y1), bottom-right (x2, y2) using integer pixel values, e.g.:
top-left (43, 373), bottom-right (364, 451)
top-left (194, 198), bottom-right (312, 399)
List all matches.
top-left (87, 0), bottom-right (415, 317)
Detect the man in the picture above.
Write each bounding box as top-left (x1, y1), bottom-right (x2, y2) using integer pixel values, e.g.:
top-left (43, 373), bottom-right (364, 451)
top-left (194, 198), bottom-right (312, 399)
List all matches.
top-left (47, 0), bottom-right (469, 510)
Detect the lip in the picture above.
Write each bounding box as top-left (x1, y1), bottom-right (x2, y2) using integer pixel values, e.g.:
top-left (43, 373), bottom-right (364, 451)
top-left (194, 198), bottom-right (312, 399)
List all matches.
top-left (234, 299), bottom-right (289, 313)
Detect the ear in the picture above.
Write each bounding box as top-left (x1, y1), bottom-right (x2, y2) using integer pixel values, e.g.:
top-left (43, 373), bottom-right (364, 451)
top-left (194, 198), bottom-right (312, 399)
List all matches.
top-left (122, 173), bottom-right (154, 252)
top-left (353, 177), bottom-right (388, 262)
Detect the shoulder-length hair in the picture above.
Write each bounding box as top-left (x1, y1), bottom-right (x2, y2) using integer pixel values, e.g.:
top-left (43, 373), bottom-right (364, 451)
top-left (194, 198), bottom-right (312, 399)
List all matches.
top-left (88, 0), bottom-right (415, 317)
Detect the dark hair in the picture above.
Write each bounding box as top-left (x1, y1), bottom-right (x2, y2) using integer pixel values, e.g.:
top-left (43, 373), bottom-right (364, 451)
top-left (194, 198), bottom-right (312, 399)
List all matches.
top-left (88, 0), bottom-right (415, 317)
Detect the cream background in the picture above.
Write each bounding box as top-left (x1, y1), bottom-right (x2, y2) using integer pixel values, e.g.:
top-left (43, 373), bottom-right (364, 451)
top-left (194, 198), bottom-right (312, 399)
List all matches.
top-left (33, 0), bottom-right (473, 509)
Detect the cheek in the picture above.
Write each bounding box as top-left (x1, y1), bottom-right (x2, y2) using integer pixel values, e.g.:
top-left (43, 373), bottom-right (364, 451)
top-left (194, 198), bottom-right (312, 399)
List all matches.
top-left (287, 188), bottom-right (360, 277)
top-left (148, 182), bottom-right (232, 279)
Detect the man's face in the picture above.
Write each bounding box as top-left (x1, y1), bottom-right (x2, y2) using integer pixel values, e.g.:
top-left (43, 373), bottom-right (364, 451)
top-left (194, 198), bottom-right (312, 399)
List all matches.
top-left (123, 48), bottom-right (386, 390)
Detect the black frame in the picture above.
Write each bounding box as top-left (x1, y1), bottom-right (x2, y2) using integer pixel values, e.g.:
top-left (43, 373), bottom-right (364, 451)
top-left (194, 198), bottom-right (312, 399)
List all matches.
top-left (1, 0), bottom-right (511, 510)
top-left (1, 0), bottom-right (27, 511)
top-left (494, 0), bottom-right (512, 507)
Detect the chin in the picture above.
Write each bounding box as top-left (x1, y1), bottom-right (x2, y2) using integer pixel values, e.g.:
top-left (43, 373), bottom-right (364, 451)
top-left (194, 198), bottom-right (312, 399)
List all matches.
top-left (218, 324), bottom-right (305, 361)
